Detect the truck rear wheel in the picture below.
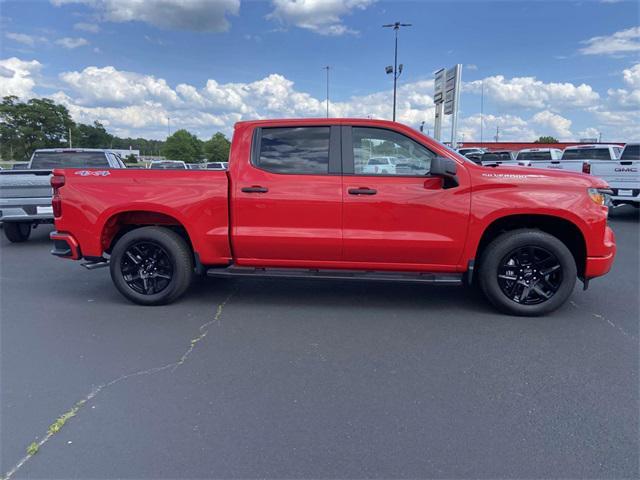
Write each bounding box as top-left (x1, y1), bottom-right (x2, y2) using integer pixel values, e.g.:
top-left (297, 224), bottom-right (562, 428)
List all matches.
top-left (4, 222), bottom-right (32, 243)
top-left (478, 230), bottom-right (577, 316)
top-left (109, 226), bottom-right (193, 305)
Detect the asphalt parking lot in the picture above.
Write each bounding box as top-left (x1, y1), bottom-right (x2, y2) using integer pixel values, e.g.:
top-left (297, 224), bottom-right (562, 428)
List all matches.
top-left (1, 207), bottom-right (638, 479)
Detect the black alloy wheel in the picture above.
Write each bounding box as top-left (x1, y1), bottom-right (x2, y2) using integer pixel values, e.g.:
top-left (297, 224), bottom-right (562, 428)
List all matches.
top-left (497, 246), bottom-right (562, 305)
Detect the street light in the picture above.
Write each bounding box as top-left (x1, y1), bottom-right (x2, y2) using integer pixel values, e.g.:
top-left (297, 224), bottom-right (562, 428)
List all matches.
top-left (383, 21), bottom-right (411, 122)
top-left (323, 66), bottom-right (330, 118)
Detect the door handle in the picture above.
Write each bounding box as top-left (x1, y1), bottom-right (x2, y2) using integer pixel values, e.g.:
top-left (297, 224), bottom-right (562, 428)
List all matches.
top-left (348, 188), bottom-right (377, 195)
top-left (241, 186), bottom-right (269, 193)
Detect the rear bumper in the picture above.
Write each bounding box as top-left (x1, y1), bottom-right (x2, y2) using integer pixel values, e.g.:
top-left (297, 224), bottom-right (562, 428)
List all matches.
top-left (585, 226), bottom-right (616, 278)
top-left (50, 231), bottom-right (81, 260)
top-left (0, 197), bottom-right (53, 223)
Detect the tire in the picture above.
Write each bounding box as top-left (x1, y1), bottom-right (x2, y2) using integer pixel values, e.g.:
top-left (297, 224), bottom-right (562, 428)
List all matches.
top-left (109, 226), bottom-right (193, 305)
top-left (4, 222), bottom-right (32, 243)
top-left (478, 229), bottom-right (577, 316)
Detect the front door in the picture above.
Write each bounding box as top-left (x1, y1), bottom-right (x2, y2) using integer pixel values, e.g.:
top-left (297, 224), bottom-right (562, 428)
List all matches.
top-left (232, 125), bottom-right (343, 266)
top-left (341, 126), bottom-right (470, 270)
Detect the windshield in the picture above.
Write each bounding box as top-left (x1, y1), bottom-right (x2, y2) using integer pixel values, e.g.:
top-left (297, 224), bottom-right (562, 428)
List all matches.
top-left (517, 151), bottom-right (552, 161)
top-left (30, 151), bottom-right (109, 169)
top-left (621, 145), bottom-right (640, 160)
top-left (562, 148), bottom-right (611, 160)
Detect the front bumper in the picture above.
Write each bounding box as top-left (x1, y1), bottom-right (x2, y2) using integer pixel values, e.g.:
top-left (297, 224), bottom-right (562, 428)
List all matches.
top-left (585, 226), bottom-right (616, 278)
top-left (50, 231), bottom-right (81, 260)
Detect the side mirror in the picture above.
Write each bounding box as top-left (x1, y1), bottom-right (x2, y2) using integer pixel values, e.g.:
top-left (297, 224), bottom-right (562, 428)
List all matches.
top-left (430, 156), bottom-right (459, 188)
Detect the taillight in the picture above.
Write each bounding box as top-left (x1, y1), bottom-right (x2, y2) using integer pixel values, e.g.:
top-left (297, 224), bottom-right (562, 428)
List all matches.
top-left (51, 174), bottom-right (65, 218)
top-left (582, 162), bottom-right (591, 174)
top-left (52, 195), bottom-right (62, 217)
top-left (51, 174), bottom-right (65, 190)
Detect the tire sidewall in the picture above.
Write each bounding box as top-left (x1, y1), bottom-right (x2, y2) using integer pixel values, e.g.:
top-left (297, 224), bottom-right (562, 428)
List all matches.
top-left (479, 231), bottom-right (577, 316)
top-left (4, 222), bottom-right (31, 242)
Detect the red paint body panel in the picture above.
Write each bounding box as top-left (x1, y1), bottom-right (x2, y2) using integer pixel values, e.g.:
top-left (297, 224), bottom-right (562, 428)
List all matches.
top-left (53, 118), bottom-right (615, 281)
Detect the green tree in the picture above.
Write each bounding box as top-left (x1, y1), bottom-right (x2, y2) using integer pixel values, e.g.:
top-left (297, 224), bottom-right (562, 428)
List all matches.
top-left (72, 121), bottom-right (113, 148)
top-left (0, 96), bottom-right (75, 160)
top-left (204, 132), bottom-right (231, 163)
top-left (534, 136), bottom-right (559, 144)
top-left (162, 129), bottom-right (203, 162)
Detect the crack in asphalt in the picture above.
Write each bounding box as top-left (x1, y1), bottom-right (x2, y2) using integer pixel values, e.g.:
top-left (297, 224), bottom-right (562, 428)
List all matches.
top-left (569, 300), bottom-right (635, 341)
top-left (2, 291), bottom-right (235, 480)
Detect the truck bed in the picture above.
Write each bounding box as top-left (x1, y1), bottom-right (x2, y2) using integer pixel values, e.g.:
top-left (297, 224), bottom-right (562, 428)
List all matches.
top-left (53, 169), bottom-right (232, 264)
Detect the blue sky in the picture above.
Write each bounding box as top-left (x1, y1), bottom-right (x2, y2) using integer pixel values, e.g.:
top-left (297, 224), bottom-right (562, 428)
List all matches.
top-left (1, 0), bottom-right (639, 141)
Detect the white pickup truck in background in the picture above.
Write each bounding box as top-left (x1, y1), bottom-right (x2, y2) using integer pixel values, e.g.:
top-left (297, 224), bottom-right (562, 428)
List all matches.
top-left (588, 143), bottom-right (639, 208)
top-left (515, 144), bottom-right (621, 172)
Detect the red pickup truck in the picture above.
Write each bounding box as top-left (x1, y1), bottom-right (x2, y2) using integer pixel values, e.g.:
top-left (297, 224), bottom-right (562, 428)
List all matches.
top-left (50, 119), bottom-right (616, 316)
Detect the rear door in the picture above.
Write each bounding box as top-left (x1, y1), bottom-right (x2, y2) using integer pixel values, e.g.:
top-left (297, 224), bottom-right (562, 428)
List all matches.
top-left (232, 125), bottom-right (343, 264)
top-left (341, 125), bottom-right (470, 270)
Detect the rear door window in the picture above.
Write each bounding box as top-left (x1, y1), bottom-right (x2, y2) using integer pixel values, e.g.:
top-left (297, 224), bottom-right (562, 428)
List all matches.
top-left (256, 127), bottom-right (330, 174)
top-left (30, 152), bottom-right (109, 169)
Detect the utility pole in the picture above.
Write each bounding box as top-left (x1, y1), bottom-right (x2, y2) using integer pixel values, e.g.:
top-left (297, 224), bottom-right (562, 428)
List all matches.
top-left (323, 66), bottom-right (330, 118)
top-left (383, 22), bottom-right (411, 122)
top-left (69, 127), bottom-right (72, 148)
top-left (167, 116), bottom-right (171, 138)
top-left (494, 125), bottom-right (500, 142)
top-left (480, 79), bottom-right (484, 147)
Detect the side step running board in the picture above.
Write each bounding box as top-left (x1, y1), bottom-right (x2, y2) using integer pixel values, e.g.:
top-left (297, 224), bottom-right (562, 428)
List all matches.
top-left (206, 266), bottom-right (463, 285)
top-left (82, 260), bottom-right (110, 270)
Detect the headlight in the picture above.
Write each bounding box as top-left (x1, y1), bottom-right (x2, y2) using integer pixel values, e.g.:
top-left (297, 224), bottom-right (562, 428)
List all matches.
top-left (587, 188), bottom-right (613, 206)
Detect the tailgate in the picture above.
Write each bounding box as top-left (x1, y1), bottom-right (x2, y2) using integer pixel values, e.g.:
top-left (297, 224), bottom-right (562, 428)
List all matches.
top-left (526, 160), bottom-right (583, 172)
top-left (0, 171), bottom-right (52, 199)
top-left (589, 160), bottom-right (640, 184)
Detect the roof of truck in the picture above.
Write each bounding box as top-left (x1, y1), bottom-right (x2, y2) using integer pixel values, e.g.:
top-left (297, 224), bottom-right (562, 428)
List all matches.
top-left (235, 118), bottom-right (401, 127)
top-left (33, 148), bottom-right (116, 153)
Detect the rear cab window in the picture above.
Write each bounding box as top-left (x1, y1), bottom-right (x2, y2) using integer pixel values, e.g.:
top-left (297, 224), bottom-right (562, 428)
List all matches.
top-left (517, 151), bottom-right (552, 161)
top-left (562, 148), bottom-right (612, 160)
top-left (30, 151), bottom-right (109, 169)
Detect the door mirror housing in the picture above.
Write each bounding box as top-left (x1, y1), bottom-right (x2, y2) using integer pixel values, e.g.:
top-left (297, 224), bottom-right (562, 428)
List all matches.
top-left (430, 156), bottom-right (459, 188)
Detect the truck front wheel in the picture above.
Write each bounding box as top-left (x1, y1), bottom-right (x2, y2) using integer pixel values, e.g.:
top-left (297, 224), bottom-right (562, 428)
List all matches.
top-left (478, 230), bottom-right (577, 316)
top-left (4, 222), bottom-right (32, 243)
top-left (109, 226), bottom-right (193, 305)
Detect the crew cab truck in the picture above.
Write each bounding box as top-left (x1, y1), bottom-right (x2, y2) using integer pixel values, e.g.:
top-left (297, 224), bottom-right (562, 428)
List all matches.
top-left (50, 119), bottom-right (616, 316)
top-left (0, 149), bottom-right (125, 242)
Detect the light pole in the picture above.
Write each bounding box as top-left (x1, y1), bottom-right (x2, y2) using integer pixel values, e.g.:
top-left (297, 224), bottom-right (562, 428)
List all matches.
top-left (167, 116), bottom-right (171, 138)
top-left (383, 21), bottom-right (411, 122)
top-left (323, 66), bottom-right (330, 118)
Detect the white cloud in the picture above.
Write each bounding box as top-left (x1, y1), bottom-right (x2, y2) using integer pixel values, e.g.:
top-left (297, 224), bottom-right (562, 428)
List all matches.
top-left (55, 37), bottom-right (90, 49)
top-left (622, 62), bottom-right (640, 89)
top-left (52, 0), bottom-right (240, 32)
top-left (4, 32), bottom-right (47, 46)
top-left (530, 110), bottom-right (573, 140)
top-left (605, 63), bottom-right (640, 110)
top-left (465, 64), bottom-right (478, 71)
top-left (74, 22), bottom-right (100, 33)
top-left (267, 0), bottom-right (375, 35)
top-left (0, 57), bottom-right (42, 98)
top-left (465, 75), bottom-right (600, 109)
top-left (579, 26), bottom-right (640, 56)
top-left (60, 66), bottom-right (180, 106)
